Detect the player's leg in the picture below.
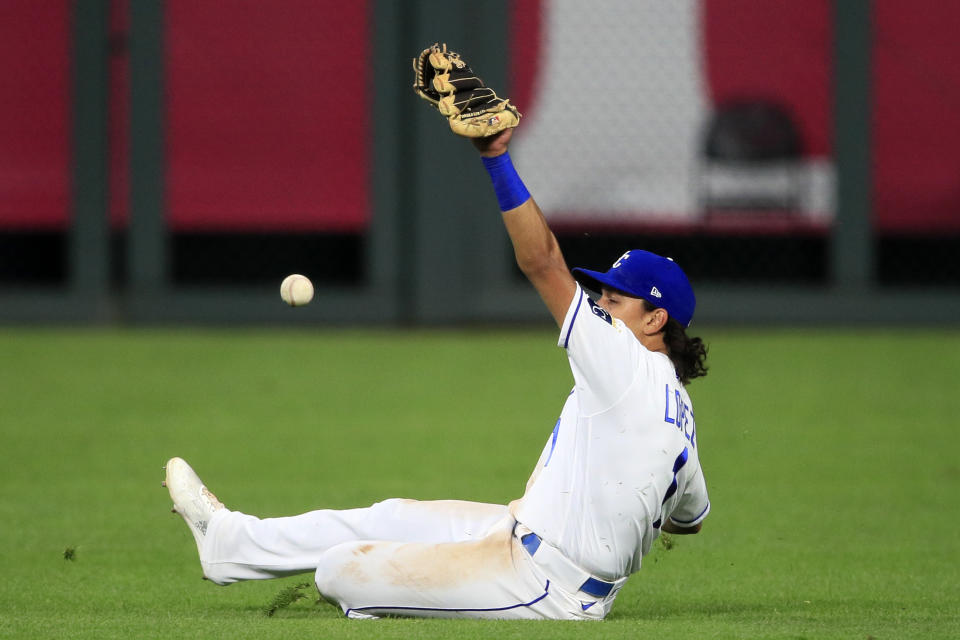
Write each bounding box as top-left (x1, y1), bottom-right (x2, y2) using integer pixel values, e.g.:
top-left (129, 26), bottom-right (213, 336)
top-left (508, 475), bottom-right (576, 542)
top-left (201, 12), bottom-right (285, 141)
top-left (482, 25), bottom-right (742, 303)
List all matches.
top-left (313, 517), bottom-right (581, 620)
top-left (201, 498), bottom-right (509, 584)
top-left (164, 458), bottom-right (508, 584)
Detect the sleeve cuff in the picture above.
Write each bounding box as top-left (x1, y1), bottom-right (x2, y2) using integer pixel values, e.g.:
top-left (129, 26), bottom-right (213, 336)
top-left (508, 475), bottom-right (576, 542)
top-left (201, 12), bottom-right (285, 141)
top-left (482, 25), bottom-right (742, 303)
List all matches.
top-left (669, 502), bottom-right (711, 527)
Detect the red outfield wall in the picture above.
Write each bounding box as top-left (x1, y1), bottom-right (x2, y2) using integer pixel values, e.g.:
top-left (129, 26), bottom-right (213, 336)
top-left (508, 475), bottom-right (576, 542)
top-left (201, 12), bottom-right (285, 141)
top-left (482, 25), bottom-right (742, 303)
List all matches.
top-left (163, 0), bottom-right (370, 232)
top-left (0, 0), bottom-right (71, 229)
top-left (701, 0), bottom-right (960, 231)
top-left (0, 0), bottom-right (957, 232)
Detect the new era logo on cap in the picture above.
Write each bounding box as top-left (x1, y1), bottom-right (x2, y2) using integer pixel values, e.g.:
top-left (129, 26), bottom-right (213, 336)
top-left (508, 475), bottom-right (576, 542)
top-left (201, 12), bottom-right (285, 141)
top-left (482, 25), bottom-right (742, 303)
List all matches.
top-left (650, 286), bottom-right (662, 298)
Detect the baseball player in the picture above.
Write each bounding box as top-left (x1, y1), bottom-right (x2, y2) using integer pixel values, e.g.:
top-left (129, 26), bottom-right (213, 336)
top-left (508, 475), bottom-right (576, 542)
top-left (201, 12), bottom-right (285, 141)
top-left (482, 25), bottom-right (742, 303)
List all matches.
top-left (163, 45), bottom-right (710, 620)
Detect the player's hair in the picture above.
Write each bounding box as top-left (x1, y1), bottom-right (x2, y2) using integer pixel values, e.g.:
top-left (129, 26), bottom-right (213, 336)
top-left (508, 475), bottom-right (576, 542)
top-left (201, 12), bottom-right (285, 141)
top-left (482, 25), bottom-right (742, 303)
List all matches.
top-left (643, 300), bottom-right (708, 384)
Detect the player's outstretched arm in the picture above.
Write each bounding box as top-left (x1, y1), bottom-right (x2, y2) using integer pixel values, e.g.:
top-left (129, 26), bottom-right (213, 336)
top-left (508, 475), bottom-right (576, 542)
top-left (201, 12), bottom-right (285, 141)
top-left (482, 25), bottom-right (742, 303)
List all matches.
top-left (411, 43), bottom-right (574, 324)
top-left (474, 131), bottom-right (576, 327)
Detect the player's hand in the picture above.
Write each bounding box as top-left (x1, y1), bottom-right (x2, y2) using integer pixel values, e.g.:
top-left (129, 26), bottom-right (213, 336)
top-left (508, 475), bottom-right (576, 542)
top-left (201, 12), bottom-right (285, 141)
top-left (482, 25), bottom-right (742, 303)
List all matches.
top-left (472, 128), bottom-right (514, 157)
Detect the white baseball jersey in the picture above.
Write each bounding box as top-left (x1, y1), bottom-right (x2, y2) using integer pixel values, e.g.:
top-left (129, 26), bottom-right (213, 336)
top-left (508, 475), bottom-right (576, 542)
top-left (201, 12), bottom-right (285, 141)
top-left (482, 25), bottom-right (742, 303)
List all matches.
top-left (514, 284), bottom-right (710, 580)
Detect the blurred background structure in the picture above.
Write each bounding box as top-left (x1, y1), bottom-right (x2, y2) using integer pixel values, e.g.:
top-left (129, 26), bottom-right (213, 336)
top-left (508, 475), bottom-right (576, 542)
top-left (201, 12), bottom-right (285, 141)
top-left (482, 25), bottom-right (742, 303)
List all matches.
top-left (1, 0), bottom-right (958, 325)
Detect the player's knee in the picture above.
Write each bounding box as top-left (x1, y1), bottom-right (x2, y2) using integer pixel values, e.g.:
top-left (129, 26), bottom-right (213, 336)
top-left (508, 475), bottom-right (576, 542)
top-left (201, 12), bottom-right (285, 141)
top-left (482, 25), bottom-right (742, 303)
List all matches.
top-left (313, 565), bottom-right (341, 609)
top-left (313, 545), bottom-right (343, 594)
top-left (314, 541), bottom-right (367, 605)
top-left (313, 552), bottom-right (341, 605)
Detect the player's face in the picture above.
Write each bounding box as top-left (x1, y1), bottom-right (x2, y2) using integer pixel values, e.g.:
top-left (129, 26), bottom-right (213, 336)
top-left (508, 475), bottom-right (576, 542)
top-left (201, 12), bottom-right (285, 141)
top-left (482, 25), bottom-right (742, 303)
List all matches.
top-left (598, 287), bottom-right (649, 327)
top-left (599, 287), bottom-right (670, 350)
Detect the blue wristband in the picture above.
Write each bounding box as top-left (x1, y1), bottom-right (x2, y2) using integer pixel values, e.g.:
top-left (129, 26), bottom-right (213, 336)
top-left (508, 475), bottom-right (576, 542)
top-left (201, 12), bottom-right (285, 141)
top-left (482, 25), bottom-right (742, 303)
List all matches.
top-left (481, 152), bottom-right (531, 212)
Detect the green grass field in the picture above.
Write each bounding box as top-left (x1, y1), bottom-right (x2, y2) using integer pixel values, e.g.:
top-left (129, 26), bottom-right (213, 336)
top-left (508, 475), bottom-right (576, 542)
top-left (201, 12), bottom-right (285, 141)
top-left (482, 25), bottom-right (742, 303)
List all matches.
top-left (1, 327), bottom-right (957, 639)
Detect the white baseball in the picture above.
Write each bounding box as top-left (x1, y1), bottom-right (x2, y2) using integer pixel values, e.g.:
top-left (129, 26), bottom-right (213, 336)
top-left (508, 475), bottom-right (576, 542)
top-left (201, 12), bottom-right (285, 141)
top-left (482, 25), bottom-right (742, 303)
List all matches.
top-left (280, 274), bottom-right (314, 307)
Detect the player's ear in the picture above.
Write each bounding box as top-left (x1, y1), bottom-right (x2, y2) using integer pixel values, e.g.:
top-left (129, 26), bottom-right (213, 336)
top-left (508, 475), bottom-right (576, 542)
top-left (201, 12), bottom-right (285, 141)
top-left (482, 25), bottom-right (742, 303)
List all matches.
top-left (643, 307), bottom-right (669, 335)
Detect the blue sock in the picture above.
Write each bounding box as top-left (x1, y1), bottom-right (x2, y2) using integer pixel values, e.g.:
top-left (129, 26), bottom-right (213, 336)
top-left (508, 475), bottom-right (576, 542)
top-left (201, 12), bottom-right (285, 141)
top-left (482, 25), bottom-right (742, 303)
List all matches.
top-left (481, 152), bottom-right (531, 211)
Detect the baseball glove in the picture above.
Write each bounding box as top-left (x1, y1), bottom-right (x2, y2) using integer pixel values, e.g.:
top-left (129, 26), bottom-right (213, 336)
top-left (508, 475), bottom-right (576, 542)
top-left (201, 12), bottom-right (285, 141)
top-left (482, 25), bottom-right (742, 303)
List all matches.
top-left (412, 43), bottom-right (520, 138)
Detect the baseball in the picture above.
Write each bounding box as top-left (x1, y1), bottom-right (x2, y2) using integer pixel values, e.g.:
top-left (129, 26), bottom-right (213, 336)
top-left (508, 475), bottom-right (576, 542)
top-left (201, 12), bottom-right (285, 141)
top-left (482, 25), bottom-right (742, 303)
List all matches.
top-left (280, 274), bottom-right (314, 307)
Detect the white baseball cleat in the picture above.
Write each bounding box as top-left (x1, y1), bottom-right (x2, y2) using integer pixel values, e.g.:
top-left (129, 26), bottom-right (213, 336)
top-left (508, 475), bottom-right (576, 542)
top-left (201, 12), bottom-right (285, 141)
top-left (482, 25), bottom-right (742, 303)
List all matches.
top-left (164, 457), bottom-right (225, 557)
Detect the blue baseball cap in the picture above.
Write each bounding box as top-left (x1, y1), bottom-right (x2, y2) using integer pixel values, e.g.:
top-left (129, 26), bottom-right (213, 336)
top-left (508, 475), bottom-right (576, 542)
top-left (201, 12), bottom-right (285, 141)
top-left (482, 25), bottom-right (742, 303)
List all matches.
top-left (572, 250), bottom-right (696, 327)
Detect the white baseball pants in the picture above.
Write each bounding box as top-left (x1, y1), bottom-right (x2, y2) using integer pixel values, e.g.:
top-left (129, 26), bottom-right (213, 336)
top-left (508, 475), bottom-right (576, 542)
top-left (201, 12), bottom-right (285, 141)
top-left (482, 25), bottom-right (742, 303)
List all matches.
top-left (198, 498), bottom-right (621, 620)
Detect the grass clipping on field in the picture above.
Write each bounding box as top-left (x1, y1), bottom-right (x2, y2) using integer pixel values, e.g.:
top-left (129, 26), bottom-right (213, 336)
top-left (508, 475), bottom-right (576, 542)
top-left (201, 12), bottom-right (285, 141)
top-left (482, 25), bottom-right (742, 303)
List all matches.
top-left (657, 532), bottom-right (675, 551)
top-left (263, 582), bottom-right (314, 617)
